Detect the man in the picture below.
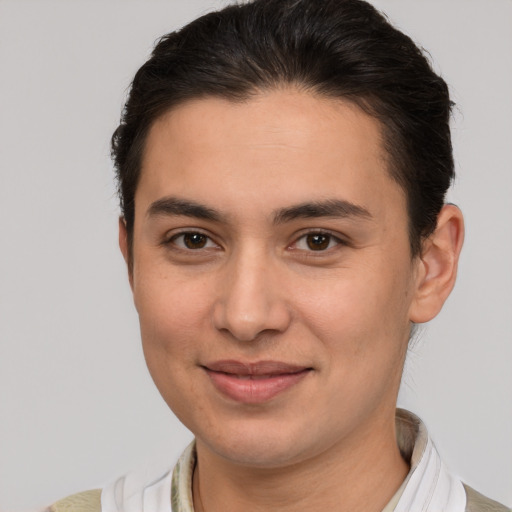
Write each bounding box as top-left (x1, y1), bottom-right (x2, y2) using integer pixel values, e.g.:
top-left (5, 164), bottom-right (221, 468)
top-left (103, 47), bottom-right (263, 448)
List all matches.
top-left (48, 0), bottom-right (509, 510)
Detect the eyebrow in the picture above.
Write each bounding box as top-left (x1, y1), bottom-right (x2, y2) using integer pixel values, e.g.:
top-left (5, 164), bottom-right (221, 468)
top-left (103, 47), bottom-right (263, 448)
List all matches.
top-left (273, 199), bottom-right (372, 224)
top-left (146, 196), bottom-right (372, 224)
top-left (147, 197), bottom-right (222, 222)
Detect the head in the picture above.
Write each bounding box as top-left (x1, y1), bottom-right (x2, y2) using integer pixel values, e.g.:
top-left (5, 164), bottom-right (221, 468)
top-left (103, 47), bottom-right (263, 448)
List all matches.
top-left (112, 0), bottom-right (463, 470)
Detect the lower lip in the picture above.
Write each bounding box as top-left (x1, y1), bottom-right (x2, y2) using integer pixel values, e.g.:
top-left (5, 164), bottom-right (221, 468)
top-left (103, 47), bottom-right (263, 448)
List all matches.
top-left (205, 369), bottom-right (311, 404)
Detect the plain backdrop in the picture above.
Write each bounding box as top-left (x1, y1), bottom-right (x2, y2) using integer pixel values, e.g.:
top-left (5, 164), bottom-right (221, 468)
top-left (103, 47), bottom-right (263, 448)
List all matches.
top-left (0, 1), bottom-right (511, 510)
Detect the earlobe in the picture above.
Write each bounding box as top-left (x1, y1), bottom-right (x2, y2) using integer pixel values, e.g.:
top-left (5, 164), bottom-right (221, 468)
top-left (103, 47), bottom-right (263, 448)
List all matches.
top-left (409, 204), bottom-right (465, 323)
top-left (118, 217), bottom-right (134, 290)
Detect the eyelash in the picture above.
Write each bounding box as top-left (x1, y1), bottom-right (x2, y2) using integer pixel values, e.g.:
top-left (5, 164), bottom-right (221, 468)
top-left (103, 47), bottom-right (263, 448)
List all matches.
top-left (166, 231), bottom-right (219, 251)
top-left (290, 230), bottom-right (345, 253)
top-left (164, 229), bottom-right (346, 254)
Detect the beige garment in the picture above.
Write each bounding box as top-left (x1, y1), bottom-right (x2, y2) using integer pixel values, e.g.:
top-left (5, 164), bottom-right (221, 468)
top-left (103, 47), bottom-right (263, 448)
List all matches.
top-left (464, 485), bottom-right (511, 512)
top-left (47, 489), bottom-right (101, 512)
top-left (46, 484), bottom-right (511, 512)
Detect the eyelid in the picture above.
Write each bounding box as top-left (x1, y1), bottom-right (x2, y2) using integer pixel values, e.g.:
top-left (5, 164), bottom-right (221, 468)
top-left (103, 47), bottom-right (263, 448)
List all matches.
top-left (289, 229), bottom-right (349, 250)
top-left (163, 229), bottom-right (221, 251)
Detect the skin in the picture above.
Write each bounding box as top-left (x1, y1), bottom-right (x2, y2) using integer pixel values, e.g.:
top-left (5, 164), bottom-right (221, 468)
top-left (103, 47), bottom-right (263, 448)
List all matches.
top-left (120, 89), bottom-right (464, 512)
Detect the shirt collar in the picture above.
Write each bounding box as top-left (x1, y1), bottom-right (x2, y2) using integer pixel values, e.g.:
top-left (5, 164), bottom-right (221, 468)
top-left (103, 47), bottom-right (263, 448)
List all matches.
top-left (392, 408), bottom-right (466, 512)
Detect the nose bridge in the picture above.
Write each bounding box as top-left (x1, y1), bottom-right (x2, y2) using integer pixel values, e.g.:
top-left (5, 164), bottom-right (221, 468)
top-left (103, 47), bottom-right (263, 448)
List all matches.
top-left (213, 243), bottom-right (290, 341)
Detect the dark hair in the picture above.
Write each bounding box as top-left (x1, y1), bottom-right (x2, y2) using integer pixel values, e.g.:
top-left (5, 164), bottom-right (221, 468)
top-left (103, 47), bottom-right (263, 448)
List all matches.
top-left (111, 0), bottom-right (454, 257)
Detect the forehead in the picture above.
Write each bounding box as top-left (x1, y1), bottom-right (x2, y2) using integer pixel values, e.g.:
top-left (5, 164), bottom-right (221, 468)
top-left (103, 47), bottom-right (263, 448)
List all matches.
top-left (137, 89), bottom-right (405, 222)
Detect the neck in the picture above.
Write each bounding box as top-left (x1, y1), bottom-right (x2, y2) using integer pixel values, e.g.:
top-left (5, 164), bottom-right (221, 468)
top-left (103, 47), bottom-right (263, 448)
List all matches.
top-left (192, 412), bottom-right (409, 512)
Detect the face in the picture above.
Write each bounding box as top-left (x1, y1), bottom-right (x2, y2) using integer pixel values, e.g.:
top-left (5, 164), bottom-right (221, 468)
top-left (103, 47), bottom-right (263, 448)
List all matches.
top-left (125, 89), bottom-right (423, 469)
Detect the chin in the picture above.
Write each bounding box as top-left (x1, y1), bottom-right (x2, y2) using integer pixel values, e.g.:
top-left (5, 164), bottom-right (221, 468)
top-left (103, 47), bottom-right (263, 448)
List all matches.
top-left (195, 417), bottom-right (327, 469)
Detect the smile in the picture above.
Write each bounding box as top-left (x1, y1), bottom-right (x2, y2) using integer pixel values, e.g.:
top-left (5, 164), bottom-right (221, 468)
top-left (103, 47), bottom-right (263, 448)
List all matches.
top-left (203, 360), bottom-right (312, 404)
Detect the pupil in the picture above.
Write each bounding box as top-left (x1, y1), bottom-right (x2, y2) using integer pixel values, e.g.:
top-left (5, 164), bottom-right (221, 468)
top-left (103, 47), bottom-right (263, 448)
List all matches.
top-left (184, 233), bottom-right (207, 249)
top-left (307, 234), bottom-right (329, 250)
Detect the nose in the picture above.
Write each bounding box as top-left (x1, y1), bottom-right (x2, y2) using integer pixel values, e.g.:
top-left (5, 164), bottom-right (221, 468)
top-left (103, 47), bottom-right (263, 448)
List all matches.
top-left (212, 250), bottom-right (292, 342)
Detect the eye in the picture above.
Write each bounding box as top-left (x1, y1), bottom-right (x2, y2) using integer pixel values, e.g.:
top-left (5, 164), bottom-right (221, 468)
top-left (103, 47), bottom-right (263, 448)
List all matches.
top-left (169, 232), bottom-right (218, 250)
top-left (294, 232), bottom-right (341, 251)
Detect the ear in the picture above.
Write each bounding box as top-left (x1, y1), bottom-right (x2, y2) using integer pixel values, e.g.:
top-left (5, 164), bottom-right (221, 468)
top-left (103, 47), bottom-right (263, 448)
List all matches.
top-left (118, 217), bottom-right (134, 290)
top-left (409, 204), bottom-right (465, 323)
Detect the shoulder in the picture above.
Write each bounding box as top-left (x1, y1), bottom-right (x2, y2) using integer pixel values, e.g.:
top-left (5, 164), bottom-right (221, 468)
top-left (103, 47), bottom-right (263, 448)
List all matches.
top-left (45, 489), bottom-right (102, 512)
top-left (464, 484), bottom-right (511, 512)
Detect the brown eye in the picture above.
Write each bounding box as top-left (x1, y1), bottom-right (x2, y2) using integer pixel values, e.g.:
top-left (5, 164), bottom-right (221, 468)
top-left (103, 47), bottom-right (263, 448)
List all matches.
top-left (170, 232), bottom-right (217, 250)
top-left (306, 233), bottom-right (331, 250)
top-left (166, 231), bottom-right (220, 254)
top-left (182, 233), bottom-right (208, 249)
top-left (293, 232), bottom-right (342, 252)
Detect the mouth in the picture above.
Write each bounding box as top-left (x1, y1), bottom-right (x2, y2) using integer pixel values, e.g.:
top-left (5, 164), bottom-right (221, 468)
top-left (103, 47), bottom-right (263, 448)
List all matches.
top-left (202, 360), bottom-right (313, 404)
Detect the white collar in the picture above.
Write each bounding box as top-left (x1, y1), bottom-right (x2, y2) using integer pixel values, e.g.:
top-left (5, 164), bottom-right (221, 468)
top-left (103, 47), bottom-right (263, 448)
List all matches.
top-left (392, 409), bottom-right (466, 512)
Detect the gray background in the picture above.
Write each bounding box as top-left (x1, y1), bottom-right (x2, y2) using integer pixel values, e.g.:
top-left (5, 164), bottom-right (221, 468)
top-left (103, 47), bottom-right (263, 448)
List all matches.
top-left (0, 1), bottom-right (510, 510)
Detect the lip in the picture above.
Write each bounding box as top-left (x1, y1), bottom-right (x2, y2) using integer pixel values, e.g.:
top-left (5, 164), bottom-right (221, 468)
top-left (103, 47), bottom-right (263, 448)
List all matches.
top-left (203, 360), bottom-right (312, 404)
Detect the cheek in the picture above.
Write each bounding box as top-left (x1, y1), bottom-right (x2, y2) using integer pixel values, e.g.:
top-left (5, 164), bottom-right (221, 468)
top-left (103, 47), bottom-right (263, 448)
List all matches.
top-left (294, 261), bottom-right (414, 359)
top-left (133, 271), bottom-right (215, 422)
top-left (133, 268), bottom-right (214, 363)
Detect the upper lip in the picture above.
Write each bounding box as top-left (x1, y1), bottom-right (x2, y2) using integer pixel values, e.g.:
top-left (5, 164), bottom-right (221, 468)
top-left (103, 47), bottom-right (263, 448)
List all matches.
top-left (203, 360), bottom-right (311, 376)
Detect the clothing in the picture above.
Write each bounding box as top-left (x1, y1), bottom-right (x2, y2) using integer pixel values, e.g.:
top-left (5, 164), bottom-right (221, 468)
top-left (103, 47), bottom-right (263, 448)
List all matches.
top-left (48, 409), bottom-right (510, 512)
top-left (48, 489), bottom-right (101, 512)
